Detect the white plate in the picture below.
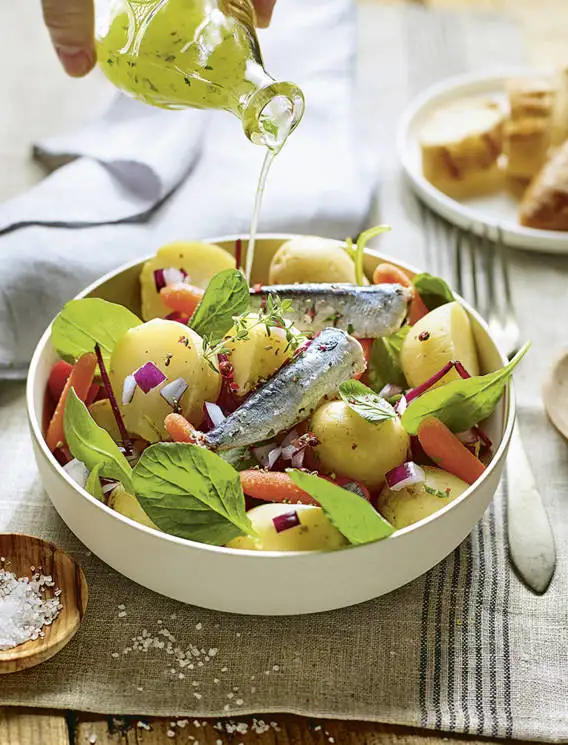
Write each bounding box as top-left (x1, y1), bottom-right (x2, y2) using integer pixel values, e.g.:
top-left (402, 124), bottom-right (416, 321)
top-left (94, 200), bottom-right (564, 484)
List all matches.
top-left (397, 69), bottom-right (568, 253)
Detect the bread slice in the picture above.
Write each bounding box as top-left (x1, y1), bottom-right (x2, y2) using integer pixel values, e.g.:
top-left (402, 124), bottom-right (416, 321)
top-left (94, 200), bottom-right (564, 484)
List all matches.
top-left (507, 77), bottom-right (554, 120)
top-left (551, 66), bottom-right (568, 146)
top-left (420, 99), bottom-right (504, 196)
top-left (519, 140), bottom-right (568, 230)
top-left (504, 116), bottom-right (551, 180)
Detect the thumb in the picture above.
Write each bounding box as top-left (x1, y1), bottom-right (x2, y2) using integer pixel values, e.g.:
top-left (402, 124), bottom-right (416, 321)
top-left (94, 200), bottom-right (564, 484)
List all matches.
top-left (253, 0), bottom-right (276, 28)
top-left (42, 0), bottom-right (96, 77)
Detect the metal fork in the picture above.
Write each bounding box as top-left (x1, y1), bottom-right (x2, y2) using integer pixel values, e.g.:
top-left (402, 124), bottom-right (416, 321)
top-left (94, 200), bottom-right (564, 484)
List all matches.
top-left (453, 224), bottom-right (556, 594)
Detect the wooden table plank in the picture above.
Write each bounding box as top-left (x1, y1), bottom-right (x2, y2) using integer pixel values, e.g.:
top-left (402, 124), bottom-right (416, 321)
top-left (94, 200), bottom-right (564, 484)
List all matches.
top-left (73, 714), bottom-right (536, 745)
top-left (0, 708), bottom-right (68, 745)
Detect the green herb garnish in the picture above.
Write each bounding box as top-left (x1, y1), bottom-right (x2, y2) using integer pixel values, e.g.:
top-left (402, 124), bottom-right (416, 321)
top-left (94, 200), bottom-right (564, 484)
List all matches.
top-left (338, 380), bottom-right (396, 424)
top-left (288, 471), bottom-right (394, 544)
top-left (132, 443), bottom-right (255, 546)
top-left (189, 269), bottom-right (250, 343)
top-left (402, 342), bottom-right (530, 434)
top-left (52, 298), bottom-right (141, 366)
top-left (412, 273), bottom-right (454, 310)
top-left (344, 225), bottom-right (391, 285)
top-left (63, 389), bottom-right (133, 491)
top-left (367, 325), bottom-right (410, 392)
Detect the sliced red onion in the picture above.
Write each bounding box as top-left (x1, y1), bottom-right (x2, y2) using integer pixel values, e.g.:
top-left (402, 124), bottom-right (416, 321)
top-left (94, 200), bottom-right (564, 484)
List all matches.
top-left (160, 377), bottom-right (189, 408)
top-left (281, 429), bottom-right (299, 449)
top-left (204, 401), bottom-right (226, 428)
top-left (153, 268), bottom-right (166, 292)
top-left (62, 459), bottom-right (89, 488)
top-left (457, 429), bottom-right (478, 445)
top-left (379, 383), bottom-right (404, 399)
top-left (101, 478), bottom-right (119, 495)
top-left (95, 344), bottom-right (133, 456)
top-left (253, 444), bottom-right (281, 469)
top-left (385, 462), bottom-right (426, 491)
top-left (394, 395), bottom-right (407, 415)
top-left (273, 510), bottom-right (301, 533)
top-left (133, 362), bottom-right (166, 394)
top-left (280, 443), bottom-right (297, 460)
top-left (473, 425), bottom-right (492, 454)
top-left (122, 375), bottom-right (136, 405)
top-left (291, 449), bottom-right (305, 468)
top-left (163, 267), bottom-right (188, 286)
top-left (165, 311), bottom-right (190, 324)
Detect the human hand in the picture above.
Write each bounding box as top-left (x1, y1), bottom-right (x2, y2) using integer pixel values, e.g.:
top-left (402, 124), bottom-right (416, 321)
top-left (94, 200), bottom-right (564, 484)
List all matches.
top-left (42, 0), bottom-right (278, 78)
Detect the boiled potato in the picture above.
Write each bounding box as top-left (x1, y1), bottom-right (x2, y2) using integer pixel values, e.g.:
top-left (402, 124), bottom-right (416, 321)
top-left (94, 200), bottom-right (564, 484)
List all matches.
top-left (400, 301), bottom-right (479, 389)
top-left (222, 313), bottom-right (302, 396)
top-left (89, 399), bottom-right (122, 441)
top-left (311, 400), bottom-right (409, 489)
top-left (227, 504), bottom-right (347, 551)
top-left (108, 485), bottom-right (159, 530)
top-left (269, 236), bottom-right (356, 285)
top-left (140, 241), bottom-right (234, 321)
top-left (377, 466), bottom-right (468, 529)
top-left (109, 319), bottom-right (220, 443)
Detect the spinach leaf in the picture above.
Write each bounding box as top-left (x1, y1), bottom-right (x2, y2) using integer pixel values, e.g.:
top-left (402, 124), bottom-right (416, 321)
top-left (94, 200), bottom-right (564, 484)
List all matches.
top-left (189, 269), bottom-right (250, 342)
top-left (367, 325), bottom-right (410, 392)
top-left (288, 470), bottom-right (394, 544)
top-left (132, 443), bottom-right (254, 546)
top-left (412, 273), bottom-right (454, 310)
top-left (64, 389), bottom-right (133, 491)
top-left (52, 298), bottom-right (141, 365)
top-left (338, 380), bottom-right (396, 424)
top-left (401, 341), bottom-right (530, 434)
top-left (85, 463), bottom-right (104, 501)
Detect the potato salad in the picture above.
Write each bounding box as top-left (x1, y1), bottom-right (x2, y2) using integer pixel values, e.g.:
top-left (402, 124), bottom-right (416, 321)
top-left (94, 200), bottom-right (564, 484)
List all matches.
top-left (44, 232), bottom-right (528, 552)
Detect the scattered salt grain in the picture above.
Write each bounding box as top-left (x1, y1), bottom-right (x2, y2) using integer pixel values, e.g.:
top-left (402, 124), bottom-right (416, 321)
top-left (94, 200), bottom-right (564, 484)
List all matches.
top-left (193, 692), bottom-right (202, 700)
top-left (117, 611), bottom-right (127, 618)
top-left (236, 699), bottom-right (244, 706)
top-left (137, 721), bottom-right (151, 730)
top-left (111, 652), bottom-right (119, 659)
top-left (0, 568), bottom-right (63, 650)
top-left (272, 664), bottom-right (280, 671)
top-left (221, 666), bottom-right (228, 672)
top-left (167, 729), bottom-right (175, 738)
top-left (195, 622), bottom-right (202, 630)
top-left (117, 604), bottom-right (125, 610)
top-left (89, 735), bottom-right (97, 744)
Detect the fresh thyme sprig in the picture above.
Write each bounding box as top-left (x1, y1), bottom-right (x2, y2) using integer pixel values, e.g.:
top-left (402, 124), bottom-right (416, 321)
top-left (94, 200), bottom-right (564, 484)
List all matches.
top-left (202, 294), bottom-right (302, 373)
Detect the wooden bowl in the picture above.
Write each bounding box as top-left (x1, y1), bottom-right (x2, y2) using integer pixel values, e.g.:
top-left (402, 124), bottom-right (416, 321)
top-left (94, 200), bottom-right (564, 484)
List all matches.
top-left (0, 533), bottom-right (88, 674)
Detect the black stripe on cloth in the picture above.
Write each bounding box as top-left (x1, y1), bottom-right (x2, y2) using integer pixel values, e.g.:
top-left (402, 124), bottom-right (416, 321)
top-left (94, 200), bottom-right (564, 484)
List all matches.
top-left (447, 543), bottom-right (464, 731)
top-left (419, 567), bottom-right (435, 728)
top-left (433, 560), bottom-right (448, 730)
top-left (501, 472), bottom-right (514, 738)
top-left (461, 526), bottom-right (475, 734)
top-left (488, 499), bottom-right (499, 737)
top-left (474, 520), bottom-right (486, 735)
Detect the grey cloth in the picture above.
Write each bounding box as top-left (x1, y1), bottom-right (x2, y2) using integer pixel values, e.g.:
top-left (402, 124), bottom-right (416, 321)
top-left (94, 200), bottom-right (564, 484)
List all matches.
top-left (0, 0), bottom-right (377, 371)
top-left (1, 5), bottom-right (568, 742)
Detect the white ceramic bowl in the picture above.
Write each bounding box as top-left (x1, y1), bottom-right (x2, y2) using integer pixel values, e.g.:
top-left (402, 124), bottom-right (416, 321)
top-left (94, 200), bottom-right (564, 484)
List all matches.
top-left (27, 235), bottom-right (514, 616)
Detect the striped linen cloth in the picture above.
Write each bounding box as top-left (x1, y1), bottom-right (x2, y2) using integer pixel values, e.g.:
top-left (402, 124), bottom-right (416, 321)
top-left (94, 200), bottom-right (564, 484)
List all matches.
top-left (0, 5), bottom-right (566, 741)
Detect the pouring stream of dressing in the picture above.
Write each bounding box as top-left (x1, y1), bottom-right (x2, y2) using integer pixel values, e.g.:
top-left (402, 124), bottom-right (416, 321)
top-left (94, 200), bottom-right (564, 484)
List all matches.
top-left (244, 96), bottom-right (295, 283)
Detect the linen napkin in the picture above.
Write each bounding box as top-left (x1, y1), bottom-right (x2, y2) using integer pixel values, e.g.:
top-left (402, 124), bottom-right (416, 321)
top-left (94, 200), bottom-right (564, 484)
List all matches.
top-left (0, 0), bottom-right (377, 373)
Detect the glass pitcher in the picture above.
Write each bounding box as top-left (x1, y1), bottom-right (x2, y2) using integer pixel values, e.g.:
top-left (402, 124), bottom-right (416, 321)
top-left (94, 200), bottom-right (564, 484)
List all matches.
top-left (95, 0), bottom-right (305, 150)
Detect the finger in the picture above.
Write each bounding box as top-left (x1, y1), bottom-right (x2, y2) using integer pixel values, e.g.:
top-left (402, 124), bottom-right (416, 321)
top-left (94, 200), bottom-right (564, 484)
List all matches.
top-left (42, 0), bottom-right (96, 77)
top-left (253, 0), bottom-right (276, 28)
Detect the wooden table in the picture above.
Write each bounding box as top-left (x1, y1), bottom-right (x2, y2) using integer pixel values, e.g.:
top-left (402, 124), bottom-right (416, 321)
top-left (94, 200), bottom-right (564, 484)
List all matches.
top-left (0, 0), bottom-right (565, 742)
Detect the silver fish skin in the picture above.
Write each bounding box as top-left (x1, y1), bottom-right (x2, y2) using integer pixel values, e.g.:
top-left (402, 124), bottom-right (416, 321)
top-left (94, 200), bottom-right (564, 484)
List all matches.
top-left (205, 328), bottom-right (365, 451)
top-left (249, 283), bottom-right (411, 338)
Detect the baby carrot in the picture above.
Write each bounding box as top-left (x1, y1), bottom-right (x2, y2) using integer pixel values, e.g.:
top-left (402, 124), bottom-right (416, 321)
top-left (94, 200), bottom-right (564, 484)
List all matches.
top-left (372, 262), bottom-right (414, 292)
top-left (408, 293), bottom-right (430, 326)
top-left (240, 470), bottom-right (318, 505)
top-left (47, 360), bottom-right (73, 402)
top-left (372, 262), bottom-right (429, 325)
top-left (417, 416), bottom-right (486, 485)
top-left (164, 413), bottom-right (198, 443)
top-left (160, 283), bottom-right (204, 318)
top-left (45, 352), bottom-right (97, 452)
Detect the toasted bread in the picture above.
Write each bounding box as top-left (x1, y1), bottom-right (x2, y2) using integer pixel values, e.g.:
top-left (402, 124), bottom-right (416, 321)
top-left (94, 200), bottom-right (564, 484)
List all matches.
top-left (519, 140), bottom-right (568, 230)
top-left (420, 99), bottom-right (504, 195)
top-left (504, 116), bottom-right (551, 180)
top-left (507, 77), bottom-right (554, 120)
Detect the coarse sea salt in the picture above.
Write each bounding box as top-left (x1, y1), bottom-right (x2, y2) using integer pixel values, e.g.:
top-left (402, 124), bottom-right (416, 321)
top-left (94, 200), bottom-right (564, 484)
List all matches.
top-left (0, 567), bottom-right (63, 650)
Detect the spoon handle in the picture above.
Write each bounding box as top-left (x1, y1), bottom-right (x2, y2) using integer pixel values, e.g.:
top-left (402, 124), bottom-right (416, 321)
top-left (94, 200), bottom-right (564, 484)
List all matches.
top-left (506, 420), bottom-right (556, 594)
